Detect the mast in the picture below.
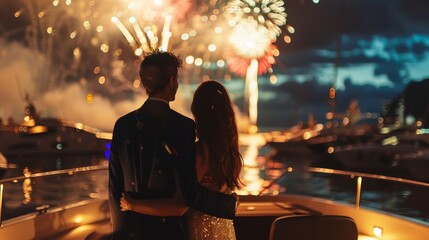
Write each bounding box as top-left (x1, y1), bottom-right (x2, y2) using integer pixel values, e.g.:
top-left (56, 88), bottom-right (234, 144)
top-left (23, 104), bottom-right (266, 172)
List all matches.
top-left (329, 0), bottom-right (345, 121)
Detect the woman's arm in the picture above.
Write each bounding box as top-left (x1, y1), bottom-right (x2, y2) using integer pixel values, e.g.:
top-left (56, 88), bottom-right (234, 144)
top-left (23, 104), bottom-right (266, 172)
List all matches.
top-left (120, 193), bottom-right (189, 216)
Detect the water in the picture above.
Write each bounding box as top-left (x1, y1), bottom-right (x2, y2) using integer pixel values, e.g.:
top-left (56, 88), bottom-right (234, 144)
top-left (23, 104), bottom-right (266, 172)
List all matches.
top-left (238, 136), bottom-right (429, 224)
top-left (1, 136), bottom-right (428, 225)
top-left (2, 154), bottom-right (107, 180)
top-left (0, 154), bottom-right (108, 221)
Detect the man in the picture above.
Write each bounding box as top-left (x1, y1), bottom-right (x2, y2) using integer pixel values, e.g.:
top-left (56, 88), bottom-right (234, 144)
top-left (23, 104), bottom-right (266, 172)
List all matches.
top-left (109, 50), bottom-right (237, 239)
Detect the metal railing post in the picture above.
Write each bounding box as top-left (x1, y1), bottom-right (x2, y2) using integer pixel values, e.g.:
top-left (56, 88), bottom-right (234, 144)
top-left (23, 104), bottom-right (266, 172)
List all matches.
top-left (0, 184), bottom-right (3, 226)
top-left (356, 176), bottom-right (362, 209)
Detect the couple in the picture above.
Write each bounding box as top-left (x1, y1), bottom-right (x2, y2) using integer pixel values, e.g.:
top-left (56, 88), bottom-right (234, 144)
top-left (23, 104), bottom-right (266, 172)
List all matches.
top-left (109, 50), bottom-right (243, 239)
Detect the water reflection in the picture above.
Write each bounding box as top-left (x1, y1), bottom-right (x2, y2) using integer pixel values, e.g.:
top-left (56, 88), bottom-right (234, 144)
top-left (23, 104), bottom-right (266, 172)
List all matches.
top-left (0, 135), bottom-right (427, 224)
top-left (22, 167), bottom-right (32, 204)
top-left (237, 134), bottom-right (266, 195)
top-left (238, 133), bottom-right (428, 223)
top-left (2, 154), bottom-right (107, 179)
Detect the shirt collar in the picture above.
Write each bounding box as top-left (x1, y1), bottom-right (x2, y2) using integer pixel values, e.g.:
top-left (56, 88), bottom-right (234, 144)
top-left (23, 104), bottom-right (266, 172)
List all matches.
top-left (147, 97), bottom-right (169, 105)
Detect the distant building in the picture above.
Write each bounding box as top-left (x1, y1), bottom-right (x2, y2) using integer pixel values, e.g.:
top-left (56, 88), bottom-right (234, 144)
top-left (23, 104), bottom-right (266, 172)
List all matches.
top-left (383, 78), bottom-right (429, 127)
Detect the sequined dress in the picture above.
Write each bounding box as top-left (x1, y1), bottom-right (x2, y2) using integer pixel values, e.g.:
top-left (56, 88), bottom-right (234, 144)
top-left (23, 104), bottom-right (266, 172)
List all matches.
top-left (185, 176), bottom-right (236, 240)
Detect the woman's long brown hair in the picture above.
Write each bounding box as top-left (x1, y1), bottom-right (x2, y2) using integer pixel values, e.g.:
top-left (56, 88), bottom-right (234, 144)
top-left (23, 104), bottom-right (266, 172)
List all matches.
top-left (191, 80), bottom-right (243, 190)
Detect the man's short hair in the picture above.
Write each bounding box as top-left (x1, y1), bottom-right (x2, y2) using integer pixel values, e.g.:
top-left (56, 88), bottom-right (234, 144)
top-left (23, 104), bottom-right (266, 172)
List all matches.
top-left (139, 50), bottom-right (182, 94)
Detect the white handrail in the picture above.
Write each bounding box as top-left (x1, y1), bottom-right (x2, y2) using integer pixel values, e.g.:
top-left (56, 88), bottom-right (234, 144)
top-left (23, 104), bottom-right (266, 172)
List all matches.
top-left (0, 165), bottom-right (108, 224)
top-left (0, 184), bottom-right (3, 226)
top-left (0, 165), bottom-right (108, 184)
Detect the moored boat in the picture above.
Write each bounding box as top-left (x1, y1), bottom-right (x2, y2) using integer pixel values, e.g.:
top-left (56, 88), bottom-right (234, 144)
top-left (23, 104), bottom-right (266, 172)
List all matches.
top-left (0, 101), bottom-right (111, 158)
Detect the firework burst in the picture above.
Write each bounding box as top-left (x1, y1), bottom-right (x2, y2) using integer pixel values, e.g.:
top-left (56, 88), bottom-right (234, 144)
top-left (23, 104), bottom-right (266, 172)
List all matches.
top-left (228, 18), bottom-right (272, 59)
top-left (174, 0), bottom-right (236, 82)
top-left (111, 0), bottom-right (192, 57)
top-left (227, 0), bottom-right (287, 41)
top-left (225, 44), bottom-right (277, 77)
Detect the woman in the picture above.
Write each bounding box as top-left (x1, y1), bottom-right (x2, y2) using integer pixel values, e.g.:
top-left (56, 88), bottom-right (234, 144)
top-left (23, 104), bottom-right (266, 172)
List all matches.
top-left (120, 80), bottom-right (243, 239)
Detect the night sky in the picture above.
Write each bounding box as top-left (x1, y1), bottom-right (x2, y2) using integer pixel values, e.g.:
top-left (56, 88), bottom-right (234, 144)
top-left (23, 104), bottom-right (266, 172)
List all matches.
top-left (1, 0), bottom-right (429, 132)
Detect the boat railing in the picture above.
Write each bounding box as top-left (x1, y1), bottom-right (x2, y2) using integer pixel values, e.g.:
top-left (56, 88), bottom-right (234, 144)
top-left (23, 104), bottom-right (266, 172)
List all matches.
top-left (0, 165), bottom-right (108, 226)
top-left (1, 163), bottom-right (428, 227)
top-left (258, 166), bottom-right (429, 225)
top-left (308, 167), bottom-right (429, 209)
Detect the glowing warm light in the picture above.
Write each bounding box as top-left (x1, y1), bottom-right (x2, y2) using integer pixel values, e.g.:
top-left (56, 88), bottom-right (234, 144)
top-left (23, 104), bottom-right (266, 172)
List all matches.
top-left (229, 21), bottom-right (271, 59)
top-left (23, 172), bottom-right (32, 204)
top-left (28, 125), bottom-right (48, 134)
top-left (246, 59), bottom-right (259, 126)
top-left (134, 48), bottom-right (143, 56)
top-left (96, 26), bottom-right (103, 32)
top-left (416, 120), bottom-right (422, 127)
top-left (284, 35), bottom-right (291, 43)
top-left (181, 33), bottom-right (190, 40)
top-left (382, 136), bottom-right (398, 146)
top-left (373, 226), bottom-right (383, 238)
top-left (272, 48), bottom-right (280, 56)
top-left (161, 15), bottom-right (172, 51)
top-left (248, 125), bottom-right (258, 134)
top-left (327, 146), bottom-right (334, 154)
top-left (303, 131), bottom-right (312, 140)
top-left (94, 66), bottom-right (100, 74)
top-left (100, 44), bottom-right (109, 53)
top-left (343, 117), bottom-right (350, 125)
top-left (194, 58), bottom-right (203, 66)
top-left (208, 44), bottom-right (217, 52)
top-left (14, 9), bottom-right (24, 18)
top-left (111, 17), bottom-right (137, 48)
top-left (217, 60), bottom-right (225, 67)
top-left (83, 21), bottom-right (91, 30)
top-left (270, 74), bottom-right (277, 84)
top-left (47, 27), bottom-right (53, 34)
top-left (86, 93), bottom-right (93, 103)
top-left (227, 0), bottom-right (287, 41)
top-left (209, 14), bottom-right (217, 21)
top-left (329, 87), bottom-right (336, 98)
top-left (186, 56), bottom-right (195, 64)
top-left (380, 127), bottom-right (390, 134)
top-left (98, 76), bottom-right (105, 84)
top-left (38, 11), bottom-right (46, 18)
top-left (96, 132), bottom-right (113, 140)
top-left (246, 206), bottom-right (256, 211)
top-left (73, 48), bottom-right (81, 57)
top-left (129, 17), bottom-right (148, 52)
top-left (133, 79), bottom-right (141, 88)
top-left (237, 134), bottom-right (266, 195)
top-left (73, 215), bottom-right (85, 224)
top-left (70, 31), bottom-right (77, 39)
top-left (75, 122), bottom-right (84, 130)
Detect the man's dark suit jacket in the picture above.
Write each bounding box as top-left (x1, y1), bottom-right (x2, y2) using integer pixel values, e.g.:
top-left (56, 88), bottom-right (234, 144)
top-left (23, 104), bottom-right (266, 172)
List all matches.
top-left (109, 99), bottom-right (236, 239)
